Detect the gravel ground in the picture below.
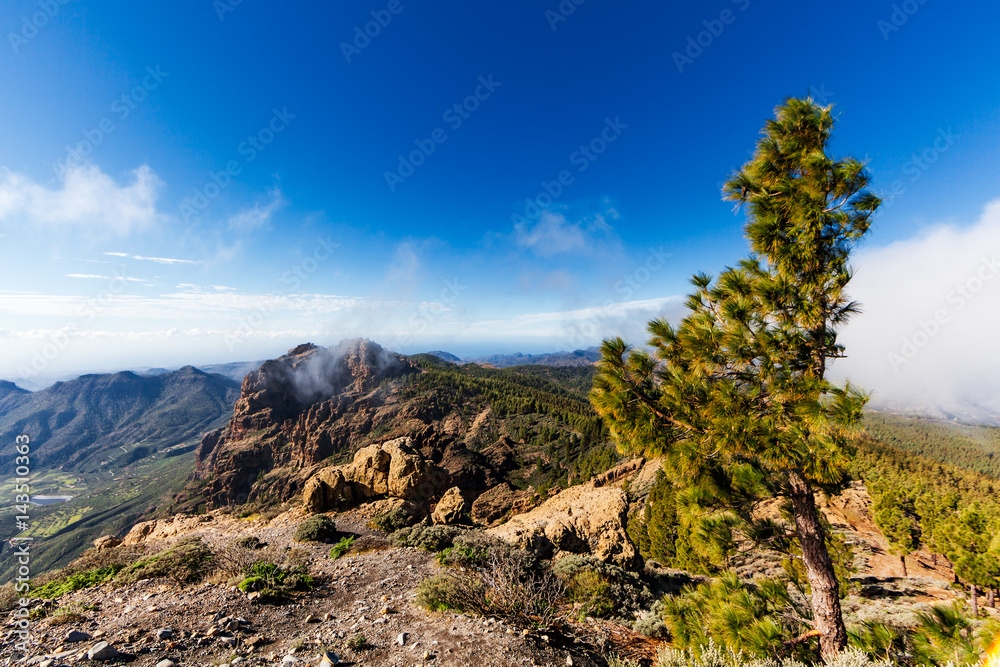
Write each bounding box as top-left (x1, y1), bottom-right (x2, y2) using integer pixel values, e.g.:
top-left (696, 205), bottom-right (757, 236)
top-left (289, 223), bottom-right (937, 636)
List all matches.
top-left (1, 509), bottom-right (619, 667)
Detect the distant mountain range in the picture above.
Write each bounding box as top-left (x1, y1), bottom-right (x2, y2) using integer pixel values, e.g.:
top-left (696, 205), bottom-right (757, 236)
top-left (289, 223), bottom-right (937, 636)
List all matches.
top-left (0, 366), bottom-right (240, 472)
top-left (426, 347), bottom-right (601, 368)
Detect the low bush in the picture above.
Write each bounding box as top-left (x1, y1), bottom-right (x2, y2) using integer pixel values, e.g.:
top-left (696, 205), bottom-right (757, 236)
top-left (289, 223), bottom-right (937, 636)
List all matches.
top-left (417, 542), bottom-right (564, 628)
top-left (293, 515), bottom-right (338, 543)
top-left (551, 555), bottom-right (651, 620)
top-left (656, 572), bottom-right (814, 660)
top-left (634, 598), bottom-right (669, 639)
top-left (654, 641), bottom-right (890, 667)
top-left (370, 506), bottom-right (418, 533)
top-left (436, 530), bottom-right (513, 568)
top-left (26, 544), bottom-right (145, 598)
top-left (0, 584), bottom-right (17, 612)
top-left (115, 536), bottom-right (215, 585)
top-left (236, 561), bottom-right (314, 594)
top-left (345, 634), bottom-right (372, 651)
top-left (32, 566), bottom-right (122, 599)
top-left (48, 602), bottom-right (96, 626)
top-left (330, 536), bottom-right (356, 559)
top-left (389, 524), bottom-right (462, 551)
top-left (416, 574), bottom-right (464, 612)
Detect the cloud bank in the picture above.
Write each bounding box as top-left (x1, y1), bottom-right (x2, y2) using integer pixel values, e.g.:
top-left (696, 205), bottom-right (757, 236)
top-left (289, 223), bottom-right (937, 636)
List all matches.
top-left (834, 199), bottom-right (1000, 412)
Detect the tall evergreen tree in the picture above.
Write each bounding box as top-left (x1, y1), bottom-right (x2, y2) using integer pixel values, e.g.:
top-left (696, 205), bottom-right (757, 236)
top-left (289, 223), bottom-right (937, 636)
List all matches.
top-left (591, 97), bottom-right (879, 655)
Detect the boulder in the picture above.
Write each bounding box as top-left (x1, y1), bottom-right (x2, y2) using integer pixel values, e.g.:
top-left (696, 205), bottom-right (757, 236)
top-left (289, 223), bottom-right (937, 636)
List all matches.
top-left (87, 641), bottom-right (120, 661)
top-left (431, 486), bottom-right (466, 525)
top-left (470, 482), bottom-right (536, 526)
top-left (65, 629), bottom-right (90, 643)
top-left (487, 481), bottom-right (641, 570)
top-left (92, 535), bottom-right (121, 551)
top-left (303, 437), bottom-right (448, 512)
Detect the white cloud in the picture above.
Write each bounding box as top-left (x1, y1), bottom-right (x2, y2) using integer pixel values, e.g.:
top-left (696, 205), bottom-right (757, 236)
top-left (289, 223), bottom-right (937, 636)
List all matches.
top-left (227, 189), bottom-right (285, 231)
top-left (835, 198), bottom-right (1000, 409)
top-left (64, 273), bottom-right (147, 282)
top-left (103, 251), bottom-right (201, 265)
top-left (515, 210), bottom-right (588, 256)
top-left (0, 164), bottom-right (161, 234)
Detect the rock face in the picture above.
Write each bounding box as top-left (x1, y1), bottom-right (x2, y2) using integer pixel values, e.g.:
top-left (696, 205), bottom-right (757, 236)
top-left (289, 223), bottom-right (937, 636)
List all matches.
top-left (487, 480), bottom-right (641, 570)
top-left (122, 513), bottom-right (214, 546)
top-left (195, 340), bottom-right (419, 505)
top-left (431, 486), bottom-right (467, 525)
top-left (302, 437), bottom-right (449, 512)
top-left (470, 482), bottom-right (536, 527)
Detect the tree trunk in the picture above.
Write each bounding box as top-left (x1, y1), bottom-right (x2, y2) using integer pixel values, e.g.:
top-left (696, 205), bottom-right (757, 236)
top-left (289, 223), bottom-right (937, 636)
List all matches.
top-left (970, 583), bottom-right (979, 617)
top-left (900, 554), bottom-right (907, 578)
top-left (788, 471), bottom-right (847, 656)
top-left (989, 588), bottom-right (995, 609)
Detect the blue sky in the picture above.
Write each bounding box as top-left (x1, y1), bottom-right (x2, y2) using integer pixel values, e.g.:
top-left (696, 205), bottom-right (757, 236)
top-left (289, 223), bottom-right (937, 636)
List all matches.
top-left (2, 1), bottom-right (1000, 405)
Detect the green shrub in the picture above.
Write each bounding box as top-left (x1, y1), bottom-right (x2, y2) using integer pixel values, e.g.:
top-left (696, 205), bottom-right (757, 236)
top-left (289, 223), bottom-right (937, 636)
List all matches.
top-left (32, 566), bottom-right (123, 599)
top-left (0, 584), bottom-right (17, 612)
top-left (435, 530), bottom-right (512, 568)
top-left (909, 603), bottom-right (998, 667)
top-left (48, 602), bottom-right (96, 626)
top-left (550, 555), bottom-right (651, 620)
top-left (656, 572), bottom-right (814, 660)
top-left (237, 561), bottom-right (314, 593)
top-left (415, 574), bottom-right (463, 612)
top-left (345, 634), bottom-right (372, 650)
top-left (416, 542), bottom-right (563, 628)
top-left (634, 598), bottom-right (669, 639)
top-left (565, 569), bottom-right (615, 619)
top-left (389, 524), bottom-right (462, 551)
top-left (369, 506), bottom-right (417, 532)
top-left (115, 536), bottom-right (215, 585)
top-left (293, 515), bottom-right (338, 543)
top-left (330, 536), bottom-right (356, 559)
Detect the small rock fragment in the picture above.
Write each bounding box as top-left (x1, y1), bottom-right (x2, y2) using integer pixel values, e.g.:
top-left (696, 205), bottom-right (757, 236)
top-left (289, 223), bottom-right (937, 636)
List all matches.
top-left (65, 629), bottom-right (90, 643)
top-left (156, 628), bottom-right (175, 640)
top-left (87, 641), bottom-right (120, 661)
top-left (396, 632), bottom-right (407, 646)
top-left (155, 661), bottom-right (176, 667)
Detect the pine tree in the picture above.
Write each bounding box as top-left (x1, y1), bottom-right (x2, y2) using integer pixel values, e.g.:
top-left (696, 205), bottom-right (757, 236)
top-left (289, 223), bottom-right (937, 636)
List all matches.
top-left (591, 97), bottom-right (879, 655)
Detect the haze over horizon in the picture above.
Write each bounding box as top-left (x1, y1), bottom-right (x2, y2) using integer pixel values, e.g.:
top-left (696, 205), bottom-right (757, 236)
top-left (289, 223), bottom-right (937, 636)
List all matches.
top-left (1, 2), bottom-right (999, 411)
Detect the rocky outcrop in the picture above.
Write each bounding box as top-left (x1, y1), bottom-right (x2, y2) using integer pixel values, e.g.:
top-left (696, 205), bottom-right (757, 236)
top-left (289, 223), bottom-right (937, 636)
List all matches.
top-left (194, 340), bottom-right (420, 505)
top-left (488, 480), bottom-right (641, 570)
top-left (431, 486), bottom-right (467, 525)
top-left (122, 514), bottom-right (215, 546)
top-left (470, 483), bottom-right (536, 526)
top-left (593, 457), bottom-right (645, 487)
top-left (302, 437), bottom-right (449, 513)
